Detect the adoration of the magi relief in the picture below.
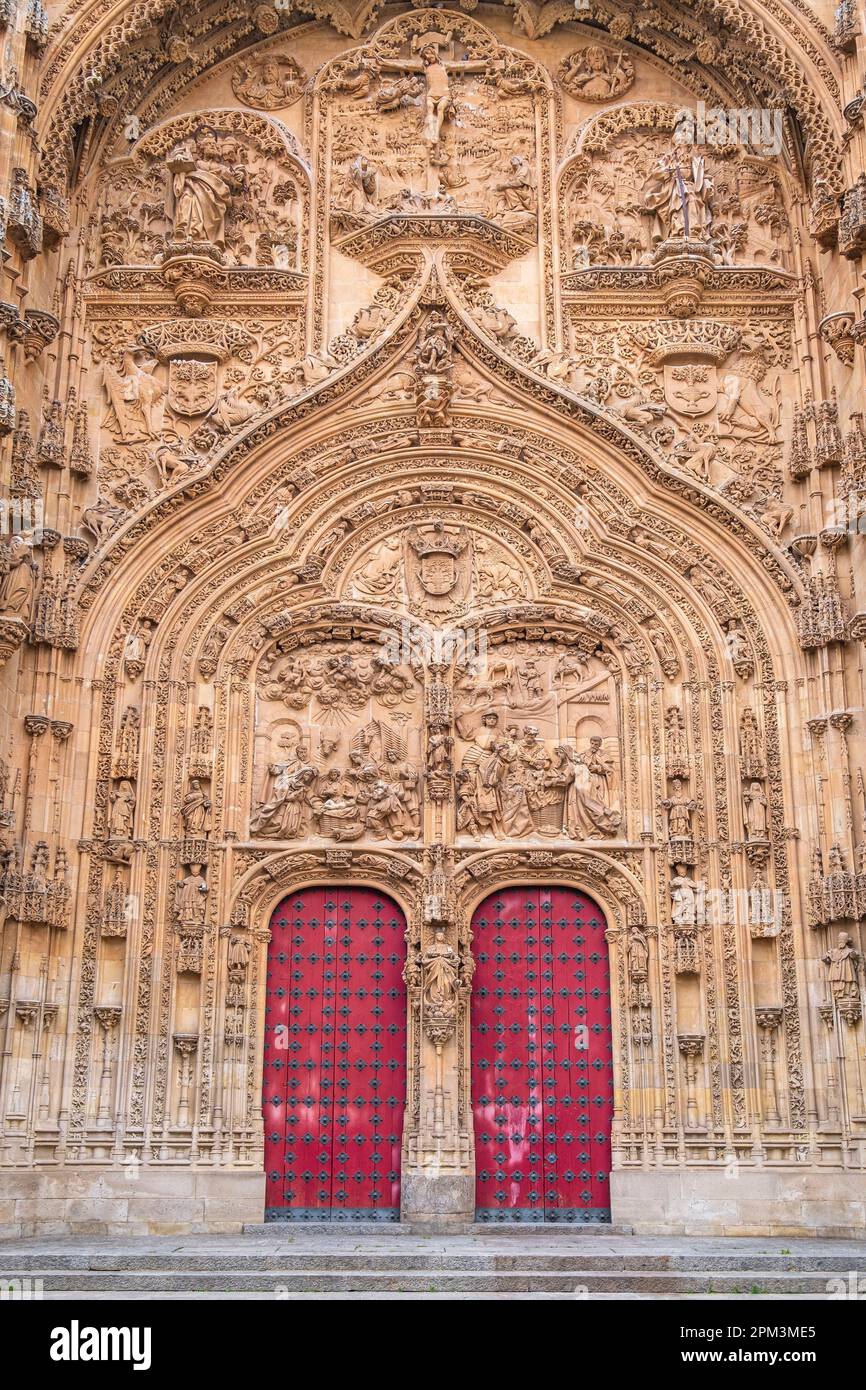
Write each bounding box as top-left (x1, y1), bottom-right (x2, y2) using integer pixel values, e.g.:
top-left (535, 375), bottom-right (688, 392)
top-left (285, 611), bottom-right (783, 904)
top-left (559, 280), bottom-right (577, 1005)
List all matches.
top-left (0, 0), bottom-right (865, 1236)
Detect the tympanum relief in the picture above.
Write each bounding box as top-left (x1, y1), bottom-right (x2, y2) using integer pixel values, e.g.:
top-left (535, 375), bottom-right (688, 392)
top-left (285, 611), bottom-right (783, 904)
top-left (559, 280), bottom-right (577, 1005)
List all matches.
top-left (454, 643), bottom-right (623, 842)
top-left (92, 115), bottom-right (304, 271)
top-left (348, 522), bottom-right (526, 617)
top-left (562, 127), bottom-right (793, 272)
top-left (252, 639), bottom-right (423, 843)
top-left (320, 11), bottom-right (547, 247)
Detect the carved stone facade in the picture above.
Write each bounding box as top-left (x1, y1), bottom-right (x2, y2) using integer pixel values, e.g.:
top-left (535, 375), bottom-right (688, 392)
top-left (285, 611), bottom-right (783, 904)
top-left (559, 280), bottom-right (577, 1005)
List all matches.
top-left (0, 0), bottom-right (865, 1236)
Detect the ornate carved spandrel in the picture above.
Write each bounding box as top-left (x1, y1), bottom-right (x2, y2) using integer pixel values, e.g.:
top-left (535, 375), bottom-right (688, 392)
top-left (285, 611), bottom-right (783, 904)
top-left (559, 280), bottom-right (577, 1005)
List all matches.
top-left (558, 46), bottom-right (634, 102)
top-left (89, 315), bottom-right (305, 500)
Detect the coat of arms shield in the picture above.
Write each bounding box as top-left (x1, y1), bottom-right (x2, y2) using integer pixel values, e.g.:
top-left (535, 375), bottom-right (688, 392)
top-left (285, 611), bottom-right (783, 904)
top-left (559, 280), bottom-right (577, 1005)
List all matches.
top-left (663, 361), bottom-right (717, 417)
top-left (168, 357), bottom-right (219, 416)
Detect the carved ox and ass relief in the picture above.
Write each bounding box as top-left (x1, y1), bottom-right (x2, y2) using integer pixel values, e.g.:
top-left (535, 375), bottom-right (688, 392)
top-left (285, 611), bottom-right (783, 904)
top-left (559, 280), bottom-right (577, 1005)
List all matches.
top-left (2, 2), bottom-right (865, 1230)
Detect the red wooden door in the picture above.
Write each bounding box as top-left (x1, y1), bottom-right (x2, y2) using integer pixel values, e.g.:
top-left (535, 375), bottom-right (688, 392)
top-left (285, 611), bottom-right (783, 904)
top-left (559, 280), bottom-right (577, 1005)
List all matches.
top-left (263, 886), bottom-right (407, 1221)
top-left (471, 886), bottom-right (613, 1222)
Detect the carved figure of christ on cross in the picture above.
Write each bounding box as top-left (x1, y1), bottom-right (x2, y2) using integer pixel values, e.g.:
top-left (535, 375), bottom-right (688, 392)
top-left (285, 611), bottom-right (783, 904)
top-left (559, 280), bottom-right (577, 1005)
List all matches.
top-left (380, 29), bottom-right (487, 153)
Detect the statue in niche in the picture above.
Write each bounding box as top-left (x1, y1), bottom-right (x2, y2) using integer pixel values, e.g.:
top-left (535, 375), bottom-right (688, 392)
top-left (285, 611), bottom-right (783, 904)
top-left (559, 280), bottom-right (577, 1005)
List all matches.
top-left (427, 724), bottom-right (453, 772)
top-left (123, 620), bottom-right (153, 679)
top-left (558, 46), bottom-right (634, 101)
top-left (181, 778), bottom-right (212, 836)
top-left (629, 926), bottom-right (650, 979)
top-left (422, 929), bottom-right (458, 1010)
top-left (645, 620), bottom-right (679, 676)
top-left (723, 620), bottom-right (751, 666)
top-left (0, 536), bottom-right (36, 619)
top-left (743, 780), bottom-right (769, 840)
top-left (175, 864), bottom-right (208, 929)
top-left (823, 932), bottom-right (861, 1007)
top-left (663, 778), bottom-right (696, 839)
top-left (113, 705), bottom-right (140, 777)
top-left (643, 148), bottom-right (714, 243)
top-left (109, 779), bottom-right (136, 839)
top-left (166, 140), bottom-right (233, 250)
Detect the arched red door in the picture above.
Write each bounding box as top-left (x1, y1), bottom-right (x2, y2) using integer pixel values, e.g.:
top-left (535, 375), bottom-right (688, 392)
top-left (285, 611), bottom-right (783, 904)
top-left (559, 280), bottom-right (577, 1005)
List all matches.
top-left (262, 886), bottom-right (407, 1221)
top-left (471, 886), bottom-right (613, 1222)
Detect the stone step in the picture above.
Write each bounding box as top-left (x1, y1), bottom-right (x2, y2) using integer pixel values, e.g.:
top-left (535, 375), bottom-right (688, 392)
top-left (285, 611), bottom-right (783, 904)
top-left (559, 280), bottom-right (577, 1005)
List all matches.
top-left (38, 1290), bottom-right (827, 1301)
top-left (2, 1249), bottom-right (865, 1272)
top-left (5, 1268), bottom-right (851, 1293)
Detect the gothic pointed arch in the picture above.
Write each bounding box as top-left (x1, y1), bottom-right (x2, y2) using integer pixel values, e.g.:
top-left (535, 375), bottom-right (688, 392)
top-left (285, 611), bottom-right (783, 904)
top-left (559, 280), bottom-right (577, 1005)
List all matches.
top-left (1, 0), bottom-right (864, 1237)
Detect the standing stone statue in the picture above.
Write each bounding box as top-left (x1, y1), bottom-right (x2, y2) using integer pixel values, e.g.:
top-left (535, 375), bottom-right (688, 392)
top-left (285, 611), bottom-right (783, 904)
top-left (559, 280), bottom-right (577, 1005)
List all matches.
top-left (422, 929), bottom-right (459, 1011)
top-left (823, 931), bottom-right (861, 1006)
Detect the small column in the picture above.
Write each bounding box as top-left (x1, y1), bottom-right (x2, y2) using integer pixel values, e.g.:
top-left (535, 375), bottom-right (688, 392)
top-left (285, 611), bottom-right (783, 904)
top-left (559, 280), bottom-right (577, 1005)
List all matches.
top-left (173, 1034), bottom-right (199, 1128)
top-left (94, 1007), bottom-right (121, 1126)
top-left (677, 1033), bottom-right (704, 1130)
top-left (755, 1007), bottom-right (783, 1127)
